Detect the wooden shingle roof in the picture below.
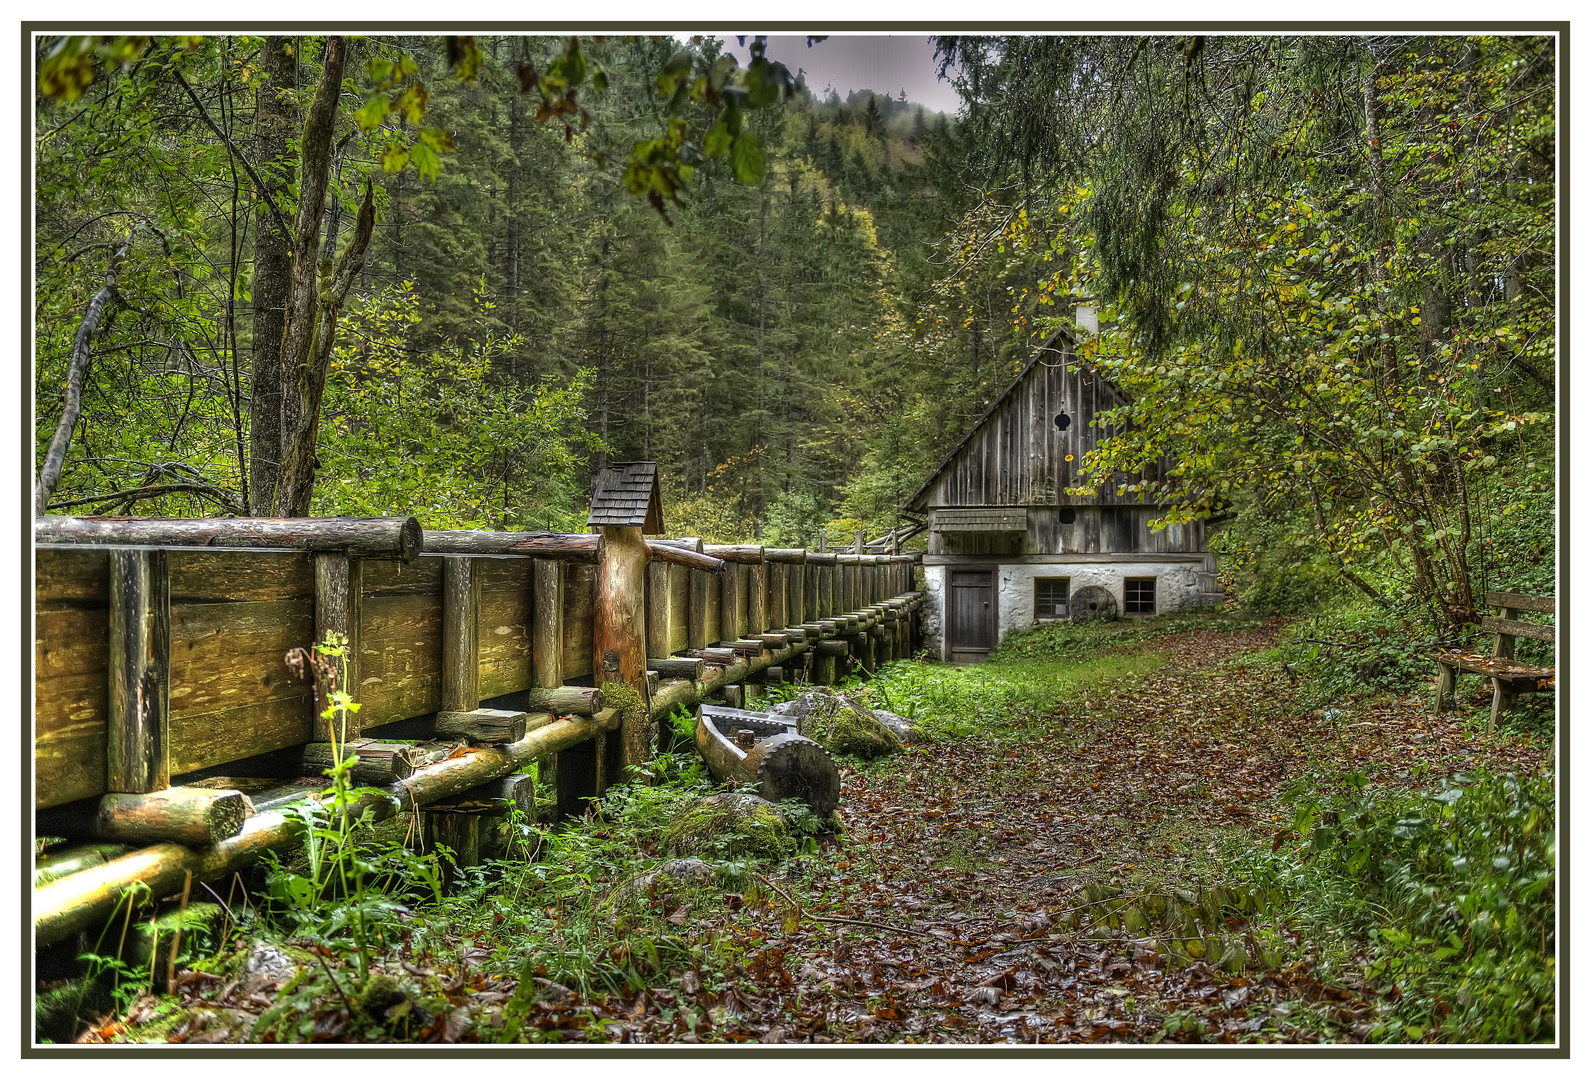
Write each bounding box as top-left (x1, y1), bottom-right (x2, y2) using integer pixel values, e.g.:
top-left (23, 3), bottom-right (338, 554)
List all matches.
top-left (932, 508), bottom-right (1029, 532)
top-left (588, 461), bottom-right (665, 533)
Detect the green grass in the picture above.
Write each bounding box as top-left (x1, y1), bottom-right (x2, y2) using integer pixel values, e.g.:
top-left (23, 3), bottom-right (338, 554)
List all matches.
top-left (828, 612), bottom-right (1266, 742)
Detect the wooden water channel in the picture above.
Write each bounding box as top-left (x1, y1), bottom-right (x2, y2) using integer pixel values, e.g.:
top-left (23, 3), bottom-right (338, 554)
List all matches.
top-left (32, 509), bottom-right (923, 948)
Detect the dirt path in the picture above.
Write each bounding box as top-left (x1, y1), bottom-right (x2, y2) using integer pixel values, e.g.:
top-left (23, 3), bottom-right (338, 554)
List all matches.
top-left (731, 624), bottom-right (1549, 1043)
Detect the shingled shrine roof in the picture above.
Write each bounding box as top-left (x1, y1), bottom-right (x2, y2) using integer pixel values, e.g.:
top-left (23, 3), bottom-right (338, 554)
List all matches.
top-left (587, 461), bottom-right (665, 533)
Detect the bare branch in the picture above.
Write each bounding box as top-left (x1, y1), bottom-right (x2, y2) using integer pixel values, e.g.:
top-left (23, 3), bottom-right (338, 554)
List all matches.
top-left (172, 69), bottom-right (295, 247)
top-left (35, 228), bottom-right (140, 517)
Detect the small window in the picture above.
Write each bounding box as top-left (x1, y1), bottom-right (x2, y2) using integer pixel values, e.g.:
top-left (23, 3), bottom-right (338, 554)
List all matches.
top-left (1054, 412), bottom-right (1071, 431)
top-left (1035, 577), bottom-right (1071, 620)
top-left (1124, 577), bottom-right (1156, 615)
top-left (1059, 507), bottom-right (1077, 525)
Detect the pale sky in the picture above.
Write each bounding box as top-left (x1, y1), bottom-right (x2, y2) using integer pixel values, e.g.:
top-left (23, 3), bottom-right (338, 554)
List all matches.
top-left (720, 34), bottom-right (962, 115)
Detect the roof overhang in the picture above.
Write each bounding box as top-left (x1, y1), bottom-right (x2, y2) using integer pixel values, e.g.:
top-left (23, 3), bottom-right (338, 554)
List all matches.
top-left (932, 508), bottom-right (1028, 533)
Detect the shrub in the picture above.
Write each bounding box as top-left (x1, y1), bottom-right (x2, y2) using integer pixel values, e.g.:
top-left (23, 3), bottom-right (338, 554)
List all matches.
top-left (1245, 767), bottom-right (1555, 1043)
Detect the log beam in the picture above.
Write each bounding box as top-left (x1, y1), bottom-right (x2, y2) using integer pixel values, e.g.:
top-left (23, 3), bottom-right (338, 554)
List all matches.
top-left (40, 515), bottom-right (422, 560)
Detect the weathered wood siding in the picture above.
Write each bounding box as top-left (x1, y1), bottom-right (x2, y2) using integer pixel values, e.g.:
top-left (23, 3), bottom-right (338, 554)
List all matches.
top-left (37, 548), bottom-right (320, 809)
top-left (36, 548), bottom-right (111, 808)
top-left (930, 506), bottom-right (1204, 557)
top-left (359, 556), bottom-right (444, 727)
top-left (562, 563), bottom-right (596, 678)
top-left (916, 342), bottom-right (1175, 511)
top-left (476, 556), bottom-right (533, 700)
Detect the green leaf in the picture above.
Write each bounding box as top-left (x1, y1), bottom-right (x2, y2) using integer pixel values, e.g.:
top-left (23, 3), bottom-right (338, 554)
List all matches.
top-left (729, 132), bottom-right (765, 185)
top-left (656, 50), bottom-right (693, 97)
top-left (743, 56), bottom-right (788, 109)
top-left (411, 142), bottom-right (442, 181)
top-left (703, 120), bottom-right (732, 159)
top-left (399, 82), bottom-right (429, 126)
top-left (355, 97), bottom-right (392, 132)
top-left (381, 143), bottom-right (410, 173)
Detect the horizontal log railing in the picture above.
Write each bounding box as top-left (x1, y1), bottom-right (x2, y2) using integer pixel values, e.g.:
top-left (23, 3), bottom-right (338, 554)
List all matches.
top-left (33, 516), bottom-right (922, 946)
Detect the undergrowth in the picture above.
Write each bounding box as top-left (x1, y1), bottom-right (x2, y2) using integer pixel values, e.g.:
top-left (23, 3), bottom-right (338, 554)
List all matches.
top-left (1239, 767), bottom-right (1556, 1043)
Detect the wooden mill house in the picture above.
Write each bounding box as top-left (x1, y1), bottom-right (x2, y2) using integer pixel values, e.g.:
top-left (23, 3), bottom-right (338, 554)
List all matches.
top-left (904, 328), bottom-right (1223, 662)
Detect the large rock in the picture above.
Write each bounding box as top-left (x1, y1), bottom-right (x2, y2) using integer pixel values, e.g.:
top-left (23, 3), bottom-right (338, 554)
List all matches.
top-left (769, 691), bottom-right (920, 755)
top-left (660, 793), bottom-right (794, 860)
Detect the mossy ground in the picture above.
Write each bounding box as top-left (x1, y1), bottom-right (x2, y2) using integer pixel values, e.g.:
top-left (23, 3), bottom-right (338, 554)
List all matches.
top-left (659, 792), bottom-right (793, 860)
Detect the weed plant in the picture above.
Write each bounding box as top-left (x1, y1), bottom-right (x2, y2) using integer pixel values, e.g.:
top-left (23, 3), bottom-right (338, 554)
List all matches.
top-left (1240, 767), bottom-right (1556, 1043)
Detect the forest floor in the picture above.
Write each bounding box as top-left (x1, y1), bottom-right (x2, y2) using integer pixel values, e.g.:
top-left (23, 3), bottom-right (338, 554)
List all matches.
top-left (74, 621), bottom-right (1550, 1045)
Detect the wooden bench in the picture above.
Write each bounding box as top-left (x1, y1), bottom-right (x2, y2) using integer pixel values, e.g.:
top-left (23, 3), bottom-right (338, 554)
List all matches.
top-left (1432, 591), bottom-right (1555, 732)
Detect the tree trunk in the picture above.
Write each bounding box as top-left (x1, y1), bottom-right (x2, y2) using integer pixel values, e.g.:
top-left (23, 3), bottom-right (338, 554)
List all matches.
top-left (273, 37), bottom-right (376, 517)
top-left (248, 35), bottom-right (297, 515)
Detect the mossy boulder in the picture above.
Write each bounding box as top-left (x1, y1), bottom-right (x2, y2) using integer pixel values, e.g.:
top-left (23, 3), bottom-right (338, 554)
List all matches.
top-left (603, 857), bottom-right (718, 913)
top-left (660, 793), bottom-right (793, 860)
top-left (356, 973), bottom-right (433, 1037)
top-left (805, 704), bottom-right (903, 759)
top-left (774, 691), bottom-right (907, 759)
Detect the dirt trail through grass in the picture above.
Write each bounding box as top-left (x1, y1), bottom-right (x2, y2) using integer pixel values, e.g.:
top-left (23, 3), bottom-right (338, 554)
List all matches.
top-left (736, 624), bottom-right (1548, 1043)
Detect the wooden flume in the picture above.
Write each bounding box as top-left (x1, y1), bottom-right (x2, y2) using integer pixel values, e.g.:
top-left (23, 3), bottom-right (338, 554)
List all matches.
top-left (33, 512), bottom-right (924, 948)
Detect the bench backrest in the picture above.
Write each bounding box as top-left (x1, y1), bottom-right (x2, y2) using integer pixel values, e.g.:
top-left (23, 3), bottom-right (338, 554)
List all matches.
top-left (1484, 591), bottom-right (1555, 656)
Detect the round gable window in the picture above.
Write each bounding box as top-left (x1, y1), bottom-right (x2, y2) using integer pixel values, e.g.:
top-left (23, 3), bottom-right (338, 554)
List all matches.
top-left (1059, 507), bottom-right (1077, 525)
top-left (1054, 412), bottom-right (1071, 431)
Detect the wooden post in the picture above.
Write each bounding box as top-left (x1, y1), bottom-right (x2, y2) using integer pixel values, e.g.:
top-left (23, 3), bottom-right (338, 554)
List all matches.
top-left (855, 529), bottom-right (866, 554)
top-left (1434, 661), bottom-right (1456, 712)
top-left (803, 560), bottom-right (818, 625)
top-left (646, 560), bottom-right (671, 660)
top-left (107, 548), bottom-right (170, 794)
top-left (534, 558), bottom-right (582, 818)
top-left (313, 553), bottom-right (363, 741)
top-left (720, 565), bottom-right (740, 643)
top-left (684, 539), bottom-right (712, 651)
top-left (767, 561), bottom-right (786, 632)
top-left (749, 559), bottom-right (767, 635)
top-left (533, 559), bottom-right (565, 690)
top-left (790, 561), bottom-right (805, 626)
top-left (594, 525), bottom-right (651, 779)
top-left (441, 556), bottom-right (480, 714)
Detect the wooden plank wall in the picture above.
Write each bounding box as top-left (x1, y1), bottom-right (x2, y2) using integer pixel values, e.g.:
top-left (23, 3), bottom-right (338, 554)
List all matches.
top-left (933, 506), bottom-right (1205, 557)
top-left (35, 549), bottom-right (111, 808)
top-left (476, 556), bottom-right (534, 700)
top-left (921, 348), bottom-right (1177, 510)
top-left (35, 539), bottom-right (917, 811)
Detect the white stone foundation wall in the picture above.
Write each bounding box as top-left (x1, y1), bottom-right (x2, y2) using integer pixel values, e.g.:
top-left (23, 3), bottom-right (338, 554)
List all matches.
top-left (922, 559), bottom-right (1210, 659)
top-left (996, 561), bottom-right (1205, 643)
top-left (921, 563), bottom-right (947, 659)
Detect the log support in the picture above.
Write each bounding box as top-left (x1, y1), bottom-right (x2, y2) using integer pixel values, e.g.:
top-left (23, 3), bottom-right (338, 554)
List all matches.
top-left (440, 555), bottom-right (480, 714)
top-left (107, 548), bottom-right (170, 794)
top-left (594, 525), bottom-right (651, 783)
top-left (313, 552), bottom-right (363, 741)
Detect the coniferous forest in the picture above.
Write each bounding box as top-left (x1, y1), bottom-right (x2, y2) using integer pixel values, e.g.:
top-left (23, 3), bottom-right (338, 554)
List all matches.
top-left (32, 33), bottom-right (1557, 1046)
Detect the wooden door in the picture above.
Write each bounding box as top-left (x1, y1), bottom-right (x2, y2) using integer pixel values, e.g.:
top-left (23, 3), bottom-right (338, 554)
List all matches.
top-left (949, 569), bottom-right (995, 660)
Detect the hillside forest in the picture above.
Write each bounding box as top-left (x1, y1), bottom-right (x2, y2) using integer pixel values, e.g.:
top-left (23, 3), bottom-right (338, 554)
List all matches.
top-left (35, 33), bottom-right (1554, 643)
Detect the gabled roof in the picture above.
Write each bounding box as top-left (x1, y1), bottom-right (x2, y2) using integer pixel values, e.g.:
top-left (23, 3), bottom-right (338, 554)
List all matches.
top-left (588, 461), bottom-right (664, 533)
top-left (905, 328), bottom-right (1112, 513)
